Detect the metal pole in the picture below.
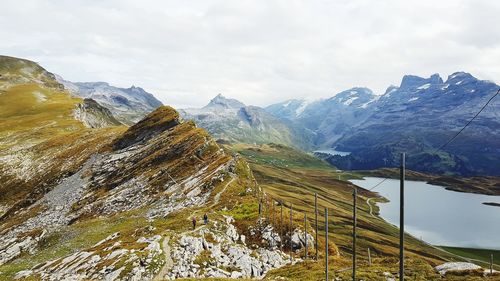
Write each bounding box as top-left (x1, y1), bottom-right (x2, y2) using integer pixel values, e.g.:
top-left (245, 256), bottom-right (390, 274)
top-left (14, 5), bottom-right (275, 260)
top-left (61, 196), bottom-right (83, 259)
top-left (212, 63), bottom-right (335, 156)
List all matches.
top-left (353, 187), bottom-right (357, 281)
top-left (281, 201), bottom-right (284, 249)
top-left (290, 203), bottom-right (293, 262)
top-left (315, 192), bottom-right (319, 261)
top-left (325, 208), bottom-right (329, 281)
top-left (400, 153), bottom-right (405, 281)
top-left (304, 213), bottom-right (308, 260)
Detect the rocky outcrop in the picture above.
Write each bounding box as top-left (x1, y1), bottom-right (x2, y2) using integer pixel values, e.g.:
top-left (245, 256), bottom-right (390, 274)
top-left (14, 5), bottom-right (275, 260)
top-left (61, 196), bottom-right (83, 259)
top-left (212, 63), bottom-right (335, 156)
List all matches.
top-left (290, 229), bottom-right (314, 252)
top-left (0, 230), bottom-right (46, 266)
top-left (15, 232), bottom-right (163, 280)
top-left (168, 216), bottom-right (293, 280)
top-left (435, 262), bottom-right (482, 275)
top-left (73, 98), bottom-right (122, 128)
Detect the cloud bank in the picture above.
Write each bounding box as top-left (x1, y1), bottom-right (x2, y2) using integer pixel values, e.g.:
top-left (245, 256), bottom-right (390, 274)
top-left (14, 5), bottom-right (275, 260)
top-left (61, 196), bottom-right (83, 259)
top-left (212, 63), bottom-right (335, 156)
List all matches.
top-left (1, 0), bottom-right (499, 108)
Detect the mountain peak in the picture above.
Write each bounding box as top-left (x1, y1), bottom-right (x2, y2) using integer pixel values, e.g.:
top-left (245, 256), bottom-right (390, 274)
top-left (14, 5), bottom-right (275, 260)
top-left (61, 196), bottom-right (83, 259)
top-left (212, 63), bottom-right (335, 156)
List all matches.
top-left (204, 93), bottom-right (245, 109)
top-left (113, 106), bottom-right (180, 150)
top-left (400, 73), bottom-right (443, 89)
top-left (331, 87), bottom-right (376, 107)
top-left (445, 72), bottom-right (476, 83)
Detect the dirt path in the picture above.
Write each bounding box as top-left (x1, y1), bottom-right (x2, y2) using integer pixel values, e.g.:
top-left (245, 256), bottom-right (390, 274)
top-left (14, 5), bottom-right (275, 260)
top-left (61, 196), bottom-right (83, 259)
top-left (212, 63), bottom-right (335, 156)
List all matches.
top-left (212, 178), bottom-right (235, 207)
top-left (366, 197), bottom-right (377, 219)
top-left (153, 236), bottom-right (173, 281)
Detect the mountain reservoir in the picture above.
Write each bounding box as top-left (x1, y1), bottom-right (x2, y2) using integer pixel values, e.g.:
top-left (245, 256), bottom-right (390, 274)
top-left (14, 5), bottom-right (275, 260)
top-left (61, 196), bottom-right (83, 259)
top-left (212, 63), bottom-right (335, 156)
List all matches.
top-left (351, 177), bottom-right (500, 249)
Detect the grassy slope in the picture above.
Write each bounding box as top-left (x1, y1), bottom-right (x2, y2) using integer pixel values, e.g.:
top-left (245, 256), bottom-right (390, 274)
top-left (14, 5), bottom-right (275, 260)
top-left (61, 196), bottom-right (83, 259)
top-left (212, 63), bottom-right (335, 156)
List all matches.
top-left (0, 83), bottom-right (127, 209)
top-left (229, 143), bottom-right (500, 280)
top-left (0, 83), bottom-right (84, 150)
top-left (439, 246), bottom-right (500, 270)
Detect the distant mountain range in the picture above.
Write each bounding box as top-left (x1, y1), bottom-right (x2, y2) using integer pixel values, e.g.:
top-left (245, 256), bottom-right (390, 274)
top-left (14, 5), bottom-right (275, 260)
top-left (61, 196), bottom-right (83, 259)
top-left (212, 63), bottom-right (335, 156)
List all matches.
top-left (266, 72), bottom-right (500, 176)
top-left (56, 77), bottom-right (163, 125)
top-left (179, 73), bottom-right (499, 176)
top-left (179, 94), bottom-right (314, 149)
top-left (3, 54), bottom-right (497, 176)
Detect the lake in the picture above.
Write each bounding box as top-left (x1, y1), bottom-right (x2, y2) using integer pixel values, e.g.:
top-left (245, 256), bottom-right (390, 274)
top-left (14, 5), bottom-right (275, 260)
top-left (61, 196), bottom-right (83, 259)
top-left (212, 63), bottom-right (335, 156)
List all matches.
top-left (350, 177), bottom-right (500, 249)
top-left (314, 148), bottom-right (351, 156)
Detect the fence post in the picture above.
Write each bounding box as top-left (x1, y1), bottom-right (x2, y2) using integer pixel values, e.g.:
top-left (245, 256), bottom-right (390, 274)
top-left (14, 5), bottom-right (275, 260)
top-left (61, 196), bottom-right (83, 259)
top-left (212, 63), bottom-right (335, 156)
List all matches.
top-left (290, 203), bottom-right (293, 262)
top-left (491, 254), bottom-right (493, 275)
top-left (315, 192), bottom-right (319, 261)
top-left (281, 201), bottom-right (284, 250)
top-left (400, 153), bottom-right (405, 281)
top-left (259, 198), bottom-right (262, 220)
top-left (267, 196), bottom-right (270, 223)
top-left (325, 208), bottom-right (329, 281)
top-left (273, 199), bottom-right (276, 227)
top-left (353, 187), bottom-right (357, 281)
top-left (304, 213), bottom-right (308, 260)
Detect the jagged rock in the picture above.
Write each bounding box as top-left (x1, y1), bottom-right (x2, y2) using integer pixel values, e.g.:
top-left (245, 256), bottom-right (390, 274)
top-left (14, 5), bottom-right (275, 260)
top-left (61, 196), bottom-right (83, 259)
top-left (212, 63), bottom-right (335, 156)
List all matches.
top-left (0, 231), bottom-right (46, 266)
top-left (261, 225), bottom-right (281, 249)
top-left (168, 217), bottom-right (292, 280)
top-left (15, 234), bottom-right (163, 280)
top-left (290, 229), bottom-right (314, 251)
top-left (73, 98), bottom-right (122, 128)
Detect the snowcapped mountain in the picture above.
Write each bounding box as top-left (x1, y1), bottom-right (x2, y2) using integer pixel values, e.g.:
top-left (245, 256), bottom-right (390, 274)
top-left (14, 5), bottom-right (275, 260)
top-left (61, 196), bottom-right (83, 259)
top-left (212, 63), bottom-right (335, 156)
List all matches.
top-left (204, 93), bottom-right (246, 109)
top-left (328, 72), bottom-right (500, 176)
top-left (265, 99), bottom-right (311, 120)
top-left (180, 95), bottom-right (313, 149)
top-left (56, 78), bottom-right (163, 125)
top-left (266, 72), bottom-right (499, 176)
top-left (266, 87), bottom-right (378, 147)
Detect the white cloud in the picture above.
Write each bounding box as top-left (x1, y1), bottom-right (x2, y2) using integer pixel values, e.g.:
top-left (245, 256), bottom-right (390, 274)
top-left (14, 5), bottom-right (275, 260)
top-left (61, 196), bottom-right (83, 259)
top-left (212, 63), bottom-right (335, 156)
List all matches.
top-left (1, 0), bottom-right (499, 108)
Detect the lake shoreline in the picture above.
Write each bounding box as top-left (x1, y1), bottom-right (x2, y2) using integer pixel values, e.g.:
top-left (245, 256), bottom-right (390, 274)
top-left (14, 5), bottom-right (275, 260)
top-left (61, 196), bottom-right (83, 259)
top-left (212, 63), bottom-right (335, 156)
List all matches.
top-left (350, 177), bottom-right (500, 249)
top-left (357, 168), bottom-right (500, 196)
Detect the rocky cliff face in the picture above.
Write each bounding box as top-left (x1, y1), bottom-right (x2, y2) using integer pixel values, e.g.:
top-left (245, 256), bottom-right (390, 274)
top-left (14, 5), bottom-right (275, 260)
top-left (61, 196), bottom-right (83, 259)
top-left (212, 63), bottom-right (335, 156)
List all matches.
top-left (74, 98), bottom-right (123, 128)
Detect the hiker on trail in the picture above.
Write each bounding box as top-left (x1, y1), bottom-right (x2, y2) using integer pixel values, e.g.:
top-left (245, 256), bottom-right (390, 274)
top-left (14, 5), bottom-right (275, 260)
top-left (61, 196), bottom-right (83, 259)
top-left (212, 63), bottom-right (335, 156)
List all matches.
top-left (203, 213), bottom-right (208, 224)
top-left (192, 217), bottom-right (196, 230)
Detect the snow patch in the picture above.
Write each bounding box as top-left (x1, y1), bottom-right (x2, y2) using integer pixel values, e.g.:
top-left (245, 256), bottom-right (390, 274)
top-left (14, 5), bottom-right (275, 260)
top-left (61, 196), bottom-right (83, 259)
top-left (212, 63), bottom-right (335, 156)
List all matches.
top-left (343, 96), bottom-right (358, 106)
top-left (358, 97), bottom-right (378, 109)
top-left (456, 80), bottom-right (463, 85)
top-left (295, 100), bottom-right (311, 116)
top-left (408, 97), bottom-right (419, 102)
top-left (417, 83), bottom-right (430, 90)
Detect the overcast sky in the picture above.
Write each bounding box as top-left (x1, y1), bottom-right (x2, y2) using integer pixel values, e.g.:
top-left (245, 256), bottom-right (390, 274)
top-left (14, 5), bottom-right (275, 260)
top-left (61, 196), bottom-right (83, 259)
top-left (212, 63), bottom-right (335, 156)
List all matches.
top-left (1, 0), bottom-right (499, 108)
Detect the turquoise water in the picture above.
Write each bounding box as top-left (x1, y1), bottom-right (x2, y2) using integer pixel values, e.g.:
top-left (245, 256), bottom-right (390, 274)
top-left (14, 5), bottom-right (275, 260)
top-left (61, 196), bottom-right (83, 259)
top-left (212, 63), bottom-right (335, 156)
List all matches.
top-left (350, 177), bottom-right (500, 249)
